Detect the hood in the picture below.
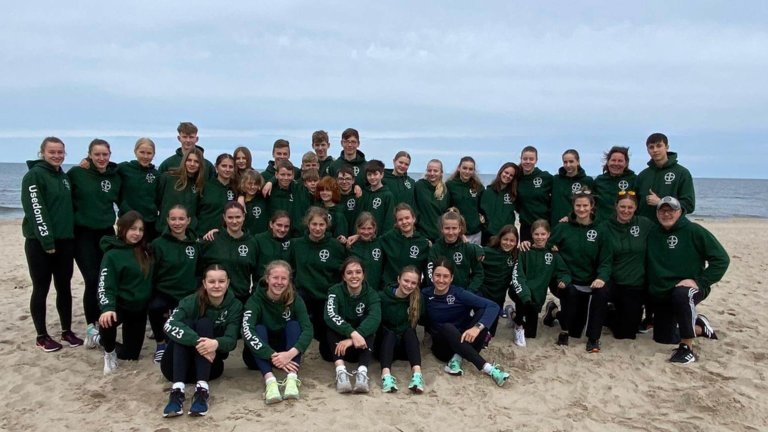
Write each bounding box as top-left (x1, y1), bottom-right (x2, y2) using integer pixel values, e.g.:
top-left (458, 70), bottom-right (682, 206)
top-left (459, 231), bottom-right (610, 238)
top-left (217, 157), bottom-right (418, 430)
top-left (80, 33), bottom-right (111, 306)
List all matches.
top-left (519, 167), bottom-right (543, 178)
top-left (100, 235), bottom-right (132, 252)
top-left (175, 145), bottom-right (207, 157)
top-left (661, 211), bottom-right (691, 232)
top-left (337, 149), bottom-right (367, 164)
top-left (160, 229), bottom-right (198, 244)
top-left (26, 159), bottom-right (61, 173)
top-left (86, 159), bottom-right (119, 176)
top-left (127, 160), bottom-right (156, 171)
top-left (557, 166), bottom-right (587, 179)
top-left (647, 151), bottom-right (679, 169)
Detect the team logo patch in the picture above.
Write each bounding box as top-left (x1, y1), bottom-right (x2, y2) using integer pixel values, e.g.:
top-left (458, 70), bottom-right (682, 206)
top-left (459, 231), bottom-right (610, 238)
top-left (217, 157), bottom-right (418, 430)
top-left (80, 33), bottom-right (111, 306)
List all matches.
top-left (238, 245), bottom-right (249, 257)
top-left (101, 180), bottom-right (112, 193)
top-left (281, 241), bottom-right (291, 250)
top-left (618, 180), bottom-right (629, 191)
top-left (253, 206), bottom-right (262, 217)
top-left (185, 246), bottom-right (196, 258)
top-left (503, 193), bottom-right (512, 204)
top-left (319, 249), bottom-right (330, 262)
top-left (533, 177), bottom-right (542, 188)
top-left (355, 303), bottom-right (366, 315)
top-left (446, 295), bottom-right (456, 305)
top-left (372, 197), bottom-right (382, 209)
top-left (453, 252), bottom-right (464, 265)
top-left (571, 182), bottom-right (582, 193)
top-left (346, 199), bottom-right (356, 210)
top-left (664, 172), bottom-right (676, 184)
top-left (667, 235), bottom-right (678, 249)
top-left (545, 252), bottom-right (553, 265)
top-left (215, 310), bottom-right (228, 325)
top-left (282, 309), bottom-right (292, 320)
top-left (62, 179), bottom-right (71, 190)
top-left (372, 248), bottom-right (382, 260)
top-left (191, 185), bottom-right (197, 194)
top-left (146, 173), bottom-right (156, 184)
top-left (404, 180), bottom-right (412, 189)
top-left (409, 245), bottom-right (420, 258)
top-left (353, 167), bottom-right (360, 176)
top-left (227, 190), bottom-right (235, 201)
top-left (630, 226), bottom-right (640, 237)
top-left (327, 214), bottom-right (333, 223)
top-left (289, 193), bottom-right (294, 202)
top-left (506, 256), bottom-right (514, 267)
top-left (586, 230), bottom-right (597, 242)
top-left (470, 189), bottom-right (478, 198)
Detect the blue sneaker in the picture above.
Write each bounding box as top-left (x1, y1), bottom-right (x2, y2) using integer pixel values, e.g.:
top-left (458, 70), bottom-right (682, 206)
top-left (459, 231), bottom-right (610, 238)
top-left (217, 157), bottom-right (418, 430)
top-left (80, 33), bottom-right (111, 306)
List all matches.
top-left (163, 389), bottom-right (184, 418)
top-left (189, 386), bottom-right (209, 416)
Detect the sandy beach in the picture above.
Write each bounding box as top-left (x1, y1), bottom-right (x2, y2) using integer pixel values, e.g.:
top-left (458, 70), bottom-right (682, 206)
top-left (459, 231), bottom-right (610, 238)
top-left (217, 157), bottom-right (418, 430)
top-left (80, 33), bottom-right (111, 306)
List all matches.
top-left (1, 218), bottom-right (765, 432)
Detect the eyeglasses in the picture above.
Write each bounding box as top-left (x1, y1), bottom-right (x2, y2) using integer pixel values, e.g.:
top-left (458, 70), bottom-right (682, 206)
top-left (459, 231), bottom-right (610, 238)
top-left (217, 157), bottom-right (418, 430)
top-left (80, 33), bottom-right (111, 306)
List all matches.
top-left (617, 190), bottom-right (636, 197)
top-left (337, 177), bottom-right (354, 182)
top-left (573, 190), bottom-right (592, 196)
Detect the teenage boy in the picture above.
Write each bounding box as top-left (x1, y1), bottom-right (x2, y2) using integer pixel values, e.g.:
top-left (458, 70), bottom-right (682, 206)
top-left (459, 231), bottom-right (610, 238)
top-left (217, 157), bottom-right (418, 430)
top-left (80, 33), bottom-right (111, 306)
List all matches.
top-left (301, 152), bottom-right (320, 174)
top-left (336, 167), bottom-right (360, 229)
top-left (312, 130), bottom-right (333, 176)
top-left (158, 122), bottom-right (216, 177)
top-left (635, 133), bottom-right (695, 221)
top-left (359, 160), bottom-right (395, 233)
top-left (262, 139), bottom-right (301, 181)
top-left (328, 128), bottom-right (367, 185)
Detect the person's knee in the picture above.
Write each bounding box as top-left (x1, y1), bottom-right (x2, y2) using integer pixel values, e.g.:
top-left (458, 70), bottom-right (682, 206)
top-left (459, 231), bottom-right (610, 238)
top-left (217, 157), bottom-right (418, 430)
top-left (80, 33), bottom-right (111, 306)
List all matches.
top-left (670, 286), bottom-right (691, 305)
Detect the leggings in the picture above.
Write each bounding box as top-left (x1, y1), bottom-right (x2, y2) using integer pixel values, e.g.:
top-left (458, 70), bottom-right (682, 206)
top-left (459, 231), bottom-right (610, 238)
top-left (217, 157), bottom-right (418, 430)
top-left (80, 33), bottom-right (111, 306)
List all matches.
top-left (430, 322), bottom-right (488, 370)
top-left (565, 284), bottom-right (609, 340)
top-left (511, 298), bottom-right (540, 338)
top-left (519, 222), bottom-right (533, 243)
top-left (652, 286), bottom-right (705, 344)
top-left (242, 321), bottom-right (303, 375)
top-left (609, 282), bottom-right (645, 340)
top-left (377, 327), bottom-right (421, 369)
top-left (25, 238), bottom-right (75, 336)
top-left (74, 226), bottom-right (115, 324)
top-left (303, 295), bottom-right (333, 361)
top-left (160, 318), bottom-right (225, 383)
top-left (99, 307), bottom-right (148, 360)
top-left (326, 329), bottom-right (374, 366)
top-left (147, 292), bottom-right (180, 345)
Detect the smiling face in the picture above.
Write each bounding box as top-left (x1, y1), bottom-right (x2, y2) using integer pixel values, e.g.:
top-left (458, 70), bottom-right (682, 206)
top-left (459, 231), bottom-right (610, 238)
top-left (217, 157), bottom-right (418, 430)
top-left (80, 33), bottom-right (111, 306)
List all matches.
top-left (167, 208), bottom-right (190, 236)
top-left (224, 207), bottom-right (244, 234)
top-left (520, 151), bottom-right (537, 174)
top-left (397, 270), bottom-right (420, 296)
top-left (217, 158), bottom-right (235, 182)
top-left (42, 141), bottom-right (66, 168)
top-left (532, 227), bottom-right (550, 248)
top-left (458, 160), bottom-right (475, 182)
top-left (312, 140), bottom-right (329, 159)
top-left (243, 180), bottom-right (260, 196)
top-left (615, 197), bottom-right (637, 224)
top-left (235, 150), bottom-right (248, 170)
top-left (393, 156), bottom-right (411, 176)
top-left (273, 147), bottom-right (290, 162)
top-left (432, 265), bottom-right (454, 293)
top-left (125, 219), bottom-right (144, 245)
top-left (336, 173), bottom-right (354, 193)
top-left (562, 153), bottom-right (579, 176)
top-left (607, 152), bottom-right (628, 176)
top-left (573, 196), bottom-right (593, 221)
top-left (269, 216), bottom-right (290, 239)
top-left (341, 137), bottom-right (359, 158)
top-left (308, 215), bottom-right (327, 241)
top-left (500, 166), bottom-right (516, 185)
top-left (90, 144), bottom-right (111, 172)
top-left (135, 143), bottom-right (155, 167)
top-left (185, 153), bottom-right (201, 175)
top-left (357, 221), bottom-right (376, 241)
top-left (203, 269), bottom-right (229, 302)
top-left (366, 170), bottom-right (383, 188)
top-left (441, 219), bottom-right (461, 244)
top-left (276, 167), bottom-right (294, 188)
top-left (425, 161), bottom-right (443, 184)
top-left (177, 133), bottom-right (198, 153)
top-left (395, 209), bottom-right (415, 235)
top-left (266, 265), bottom-right (291, 300)
top-left (319, 188), bottom-right (333, 203)
top-left (343, 262), bottom-right (364, 291)
top-left (657, 205), bottom-right (682, 229)
top-left (499, 231), bottom-right (518, 252)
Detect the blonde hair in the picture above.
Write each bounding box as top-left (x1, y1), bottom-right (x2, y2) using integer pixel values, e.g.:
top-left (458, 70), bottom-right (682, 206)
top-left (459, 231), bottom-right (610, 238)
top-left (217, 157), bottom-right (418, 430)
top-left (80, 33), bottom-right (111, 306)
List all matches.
top-left (425, 159), bottom-right (445, 200)
top-left (262, 260), bottom-right (295, 308)
top-left (134, 137), bottom-right (156, 152)
top-left (399, 266), bottom-right (422, 327)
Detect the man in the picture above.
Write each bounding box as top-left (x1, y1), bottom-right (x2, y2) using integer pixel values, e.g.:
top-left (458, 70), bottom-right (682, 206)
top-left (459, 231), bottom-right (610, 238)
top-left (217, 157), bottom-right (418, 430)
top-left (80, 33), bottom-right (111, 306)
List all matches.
top-left (635, 132), bottom-right (695, 221)
top-left (647, 196), bottom-right (729, 363)
top-left (158, 122), bottom-right (215, 178)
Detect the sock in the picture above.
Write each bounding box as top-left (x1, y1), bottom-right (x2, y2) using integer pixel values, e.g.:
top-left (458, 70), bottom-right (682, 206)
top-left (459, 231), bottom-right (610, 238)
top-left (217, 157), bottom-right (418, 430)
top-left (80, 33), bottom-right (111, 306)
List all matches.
top-left (357, 365), bottom-right (368, 374)
top-left (482, 363), bottom-right (494, 374)
top-left (450, 354), bottom-right (462, 363)
top-left (196, 380), bottom-right (209, 391)
top-left (412, 371), bottom-right (422, 377)
top-left (336, 365), bottom-right (347, 373)
top-left (287, 372), bottom-right (298, 379)
top-left (382, 373), bottom-right (392, 379)
top-left (265, 376), bottom-right (277, 384)
top-left (172, 382), bottom-right (185, 392)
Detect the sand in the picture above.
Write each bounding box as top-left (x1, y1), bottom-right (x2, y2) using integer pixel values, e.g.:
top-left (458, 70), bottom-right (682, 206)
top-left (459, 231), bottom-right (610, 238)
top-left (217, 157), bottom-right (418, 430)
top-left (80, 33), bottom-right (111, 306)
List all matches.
top-left (0, 218), bottom-right (766, 432)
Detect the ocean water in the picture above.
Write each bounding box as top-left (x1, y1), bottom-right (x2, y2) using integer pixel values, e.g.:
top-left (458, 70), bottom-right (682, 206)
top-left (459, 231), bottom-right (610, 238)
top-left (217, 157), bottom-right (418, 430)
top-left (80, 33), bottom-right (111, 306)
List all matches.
top-left (1, 162), bottom-right (766, 220)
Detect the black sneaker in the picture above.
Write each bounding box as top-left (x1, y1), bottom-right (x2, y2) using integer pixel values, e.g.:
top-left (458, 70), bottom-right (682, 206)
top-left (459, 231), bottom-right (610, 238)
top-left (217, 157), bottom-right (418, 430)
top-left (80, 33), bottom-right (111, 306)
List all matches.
top-left (586, 339), bottom-right (600, 353)
top-left (695, 314), bottom-right (718, 340)
top-left (669, 343), bottom-right (697, 364)
top-left (543, 301), bottom-right (558, 327)
top-left (163, 389), bottom-right (185, 418)
top-left (189, 387), bottom-right (209, 416)
top-left (556, 331), bottom-right (569, 346)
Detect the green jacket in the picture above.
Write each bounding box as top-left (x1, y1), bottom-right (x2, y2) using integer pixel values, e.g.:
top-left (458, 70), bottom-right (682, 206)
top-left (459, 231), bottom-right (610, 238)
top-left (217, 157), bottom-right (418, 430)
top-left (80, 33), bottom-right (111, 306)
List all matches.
top-left (360, 186), bottom-right (395, 233)
top-left (635, 152), bottom-right (695, 221)
top-left (339, 190), bottom-right (360, 229)
top-left (117, 161), bottom-right (160, 223)
top-left (150, 231), bottom-right (201, 300)
top-left (21, 159), bottom-right (74, 250)
top-left (480, 247), bottom-right (515, 304)
top-left (197, 179), bottom-right (235, 235)
top-left (328, 150), bottom-right (368, 185)
top-left (158, 146), bottom-right (216, 180)
top-left (97, 236), bottom-right (152, 312)
top-left (68, 162), bottom-right (121, 230)
top-left (290, 233), bottom-right (347, 300)
top-left (646, 216), bottom-right (729, 299)
top-left (603, 215), bottom-right (653, 287)
top-left (413, 179), bottom-right (450, 241)
top-left (324, 282), bottom-right (381, 338)
top-left (164, 290), bottom-right (243, 353)
top-left (156, 172), bottom-right (200, 233)
top-left (511, 247), bottom-right (569, 310)
top-left (428, 239), bottom-right (484, 293)
top-left (319, 156), bottom-right (334, 177)
top-left (253, 231), bottom-right (292, 281)
top-left (550, 218), bottom-right (612, 285)
top-left (593, 170), bottom-right (636, 223)
top-left (379, 284), bottom-right (424, 335)
top-left (551, 167), bottom-right (595, 225)
top-left (479, 187), bottom-right (516, 238)
top-left (325, 204), bottom-right (350, 239)
top-left (243, 195), bottom-right (269, 235)
top-left (349, 238), bottom-right (385, 290)
top-left (379, 229), bottom-right (431, 288)
top-left (516, 168), bottom-right (553, 226)
top-left (267, 181), bottom-right (311, 237)
top-left (201, 230), bottom-right (257, 298)
top-left (382, 169), bottom-right (416, 207)
top-left (260, 160), bottom-right (300, 182)
top-left (242, 286), bottom-right (314, 359)
top-left (447, 178), bottom-right (484, 234)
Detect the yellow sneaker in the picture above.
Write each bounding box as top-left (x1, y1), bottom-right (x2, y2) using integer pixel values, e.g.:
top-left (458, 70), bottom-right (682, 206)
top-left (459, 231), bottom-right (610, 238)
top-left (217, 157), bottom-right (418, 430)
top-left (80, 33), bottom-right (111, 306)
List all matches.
top-left (264, 380), bottom-right (282, 405)
top-left (282, 375), bottom-right (301, 400)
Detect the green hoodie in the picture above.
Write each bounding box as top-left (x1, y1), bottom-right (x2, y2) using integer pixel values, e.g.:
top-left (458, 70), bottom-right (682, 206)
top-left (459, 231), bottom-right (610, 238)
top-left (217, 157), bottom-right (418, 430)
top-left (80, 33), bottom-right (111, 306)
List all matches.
top-left (603, 215), bottom-right (653, 287)
top-left (446, 178), bottom-right (484, 235)
top-left (550, 218), bottom-right (612, 285)
top-left (413, 179), bottom-right (450, 241)
top-left (339, 190), bottom-right (360, 229)
top-left (158, 146), bottom-right (216, 180)
top-left (150, 231), bottom-right (201, 300)
top-left (635, 152), bottom-right (695, 221)
top-left (646, 216), bottom-right (729, 299)
top-left (428, 239), bottom-right (484, 293)
top-left (325, 204), bottom-right (350, 239)
top-left (511, 247), bottom-right (570, 310)
top-left (21, 159), bottom-right (74, 250)
top-left (253, 231), bottom-right (293, 281)
top-left (201, 230), bottom-right (257, 298)
top-left (117, 161), bottom-right (160, 223)
top-left (164, 290), bottom-right (243, 353)
top-left (479, 187), bottom-right (516, 238)
top-left (266, 181), bottom-right (312, 237)
top-left (242, 285), bottom-right (314, 359)
top-left (551, 167), bottom-right (595, 225)
top-left (349, 238), bottom-right (385, 290)
top-left (67, 162), bottom-right (121, 230)
top-left (480, 247), bottom-right (515, 304)
top-left (97, 236), bottom-right (152, 313)
top-left (379, 284), bottom-right (424, 335)
top-left (382, 169), bottom-right (416, 207)
top-left (260, 160), bottom-right (300, 182)
top-left (319, 156), bottom-right (334, 177)
top-left (290, 233), bottom-right (347, 300)
top-left (328, 150), bottom-right (368, 185)
top-left (197, 179), bottom-right (235, 235)
top-left (156, 172), bottom-right (200, 233)
top-left (243, 194), bottom-right (269, 235)
top-left (360, 186), bottom-right (395, 233)
top-left (516, 168), bottom-right (553, 226)
top-left (324, 282), bottom-right (381, 338)
top-left (593, 170), bottom-right (636, 223)
top-left (378, 229), bottom-right (431, 288)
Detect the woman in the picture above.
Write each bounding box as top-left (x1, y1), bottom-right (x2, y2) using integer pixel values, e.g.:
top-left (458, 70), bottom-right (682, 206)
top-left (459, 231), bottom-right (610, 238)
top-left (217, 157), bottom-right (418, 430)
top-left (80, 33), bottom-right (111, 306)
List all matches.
top-left (242, 261), bottom-right (313, 404)
top-left (349, 212), bottom-right (385, 291)
top-left (197, 153), bottom-right (236, 236)
top-left (516, 146), bottom-right (553, 243)
top-left (594, 146), bottom-right (637, 223)
top-left (68, 138), bottom-right (121, 349)
top-left (97, 211), bottom-right (152, 373)
top-left (377, 266), bottom-right (425, 393)
top-left (157, 148), bottom-right (205, 235)
top-left (22, 137), bottom-right (81, 351)
top-left (480, 162), bottom-right (518, 245)
top-left (480, 225), bottom-right (518, 338)
top-left (238, 169), bottom-right (269, 235)
top-left (379, 203), bottom-right (431, 288)
top-left (161, 264), bottom-right (243, 418)
top-left (325, 257), bottom-right (381, 394)
top-left (446, 156), bottom-right (485, 244)
top-left (413, 159), bottom-right (450, 241)
top-left (422, 258), bottom-right (510, 386)
top-left (551, 149), bottom-right (595, 225)
top-left (117, 137), bottom-right (160, 241)
top-left (253, 211), bottom-right (293, 281)
top-left (382, 151), bottom-right (416, 207)
top-left (428, 210), bottom-right (484, 293)
top-left (149, 205), bottom-right (201, 364)
top-left (315, 176), bottom-right (349, 242)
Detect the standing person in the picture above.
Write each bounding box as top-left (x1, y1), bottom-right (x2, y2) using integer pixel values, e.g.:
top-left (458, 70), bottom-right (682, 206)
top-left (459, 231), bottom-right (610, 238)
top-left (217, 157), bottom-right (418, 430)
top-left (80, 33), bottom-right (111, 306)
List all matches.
top-left (336, 167), bottom-right (361, 230)
top-left (253, 211), bottom-right (293, 282)
top-left (22, 137), bottom-right (82, 351)
top-left (325, 257), bottom-right (381, 394)
top-left (551, 149), bottom-right (595, 225)
top-left (428, 211), bottom-right (484, 293)
top-left (594, 146), bottom-right (636, 223)
top-left (161, 265), bottom-right (243, 418)
top-left (233, 146), bottom-right (254, 181)
top-left (446, 156), bottom-right (485, 245)
top-left (242, 261), bottom-right (313, 404)
top-left (261, 139), bottom-right (300, 181)
top-left (97, 211), bottom-right (152, 373)
top-left (635, 133), bottom-right (695, 221)
top-left (413, 159), bottom-right (450, 241)
top-left (480, 162), bottom-right (519, 246)
top-left (312, 130), bottom-right (333, 176)
top-left (328, 128), bottom-right (368, 185)
top-left (197, 153), bottom-right (236, 236)
top-left (117, 137), bottom-right (161, 241)
top-left (315, 176), bottom-right (349, 242)
top-left (359, 160), bottom-right (395, 233)
top-left (348, 212), bottom-right (385, 291)
top-left (516, 146), bottom-right (553, 243)
top-left (422, 258), bottom-right (510, 386)
top-left (300, 152), bottom-right (320, 173)
top-left (647, 197), bottom-right (729, 363)
top-left (68, 138), bottom-right (121, 349)
top-left (158, 122), bottom-right (215, 178)
top-left (238, 169), bottom-right (269, 235)
top-left (480, 225), bottom-right (518, 339)
top-left (149, 205), bottom-right (201, 364)
top-left (383, 151), bottom-right (416, 207)
top-left (379, 203), bottom-right (431, 288)
top-left (377, 267), bottom-right (425, 393)
top-left (157, 148), bottom-right (205, 234)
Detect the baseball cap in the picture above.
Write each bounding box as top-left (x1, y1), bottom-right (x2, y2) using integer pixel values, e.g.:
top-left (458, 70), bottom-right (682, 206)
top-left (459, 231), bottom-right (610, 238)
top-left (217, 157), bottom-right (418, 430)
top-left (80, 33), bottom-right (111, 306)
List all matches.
top-left (657, 196), bottom-right (681, 210)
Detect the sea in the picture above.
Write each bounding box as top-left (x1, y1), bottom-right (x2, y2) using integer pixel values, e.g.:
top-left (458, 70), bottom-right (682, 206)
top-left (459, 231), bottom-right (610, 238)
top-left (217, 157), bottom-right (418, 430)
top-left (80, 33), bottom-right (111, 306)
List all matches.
top-left (1, 162), bottom-right (766, 220)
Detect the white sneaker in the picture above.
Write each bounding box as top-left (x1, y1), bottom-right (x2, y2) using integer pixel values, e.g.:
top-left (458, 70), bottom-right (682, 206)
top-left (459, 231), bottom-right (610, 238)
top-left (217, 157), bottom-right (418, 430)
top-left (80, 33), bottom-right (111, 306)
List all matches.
top-left (335, 369), bottom-right (353, 393)
top-left (513, 326), bottom-right (527, 347)
top-left (103, 351), bottom-right (118, 375)
top-left (353, 369), bottom-right (370, 393)
top-left (85, 323), bottom-right (100, 349)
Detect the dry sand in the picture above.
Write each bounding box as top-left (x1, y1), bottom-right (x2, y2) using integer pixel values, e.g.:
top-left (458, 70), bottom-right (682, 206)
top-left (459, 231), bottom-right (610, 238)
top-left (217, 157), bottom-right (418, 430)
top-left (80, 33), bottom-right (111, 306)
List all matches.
top-left (0, 218), bottom-right (766, 432)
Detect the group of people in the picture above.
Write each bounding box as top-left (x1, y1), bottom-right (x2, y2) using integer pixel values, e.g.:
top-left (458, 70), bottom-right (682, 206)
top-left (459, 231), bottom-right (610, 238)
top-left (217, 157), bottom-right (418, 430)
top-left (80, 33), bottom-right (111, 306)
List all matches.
top-left (21, 123), bottom-right (730, 418)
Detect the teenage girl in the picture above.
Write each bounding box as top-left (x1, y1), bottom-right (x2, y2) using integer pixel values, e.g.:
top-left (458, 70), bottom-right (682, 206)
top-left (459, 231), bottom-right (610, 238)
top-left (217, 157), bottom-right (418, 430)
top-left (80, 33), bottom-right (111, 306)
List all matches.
top-left (117, 137), bottom-right (161, 241)
top-left (551, 149), bottom-right (595, 224)
top-left (446, 156), bottom-right (485, 244)
top-left (238, 169), bottom-right (268, 235)
top-left (348, 212), bottom-right (385, 291)
top-left (480, 224), bottom-right (518, 338)
top-left (428, 210), bottom-right (484, 293)
top-left (516, 146), bottom-right (552, 243)
top-left (157, 148), bottom-right (205, 234)
top-left (315, 175), bottom-right (349, 242)
top-left (253, 211), bottom-right (293, 281)
top-left (382, 151), bottom-right (417, 207)
top-left (197, 153), bottom-right (236, 235)
top-left (413, 159), bottom-right (450, 241)
top-left (480, 162), bottom-right (518, 245)
top-left (378, 203), bottom-right (431, 288)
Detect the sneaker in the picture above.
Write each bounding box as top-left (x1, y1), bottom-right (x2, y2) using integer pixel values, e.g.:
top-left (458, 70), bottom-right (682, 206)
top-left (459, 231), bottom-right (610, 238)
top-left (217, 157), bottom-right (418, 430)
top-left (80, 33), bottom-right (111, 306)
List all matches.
top-left (335, 369), bottom-right (353, 393)
top-left (264, 380), bottom-right (282, 404)
top-left (513, 326), bottom-right (527, 347)
top-left (61, 330), bottom-right (83, 347)
top-left (381, 374), bottom-right (398, 393)
top-left (543, 301), bottom-right (558, 327)
top-left (189, 386), bottom-right (209, 416)
top-left (353, 369), bottom-right (370, 393)
top-left (556, 331), bottom-right (569, 346)
top-left (103, 350), bottom-right (118, 375)
top-left (669, 343), bottom-right (697, 364)
top-left (638, 317), bottom-right (653, 334)
top-left (586, 339), bottom-right (601, 353)
top-left (444, 358), bottom-right (463, 376)
top-left (163, 389), bottom-right (185, 418)
top-left (408, 373), bottom-right (425, 394)
top-left (85, 324), bottom-right (100, 349)
top-left (696, 314), bottom-right (718, 340)
top-left (282, 375), bottom-right (300, 400)
top-left (36, 335), bottom-right (63, 352)
top-left (154, 343), bottom-right (167, 364)
top-left (488, 364), bottom-right (510, 387)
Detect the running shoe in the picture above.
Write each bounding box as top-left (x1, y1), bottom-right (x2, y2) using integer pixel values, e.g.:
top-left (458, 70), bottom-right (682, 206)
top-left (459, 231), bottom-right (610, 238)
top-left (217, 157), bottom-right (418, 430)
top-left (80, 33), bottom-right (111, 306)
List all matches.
top-left (488, 364), bottom-right (510, 387)
top-left (154, 343), bottom-right (166, 364)
top-left (556, 331), bottom-right (569, 346)
top-left (696, 314), bottom-right (718, 340)
top-left (586, 339), bottom-right (601, 353)
top-left (189, 386), bottom-right (209, 416)
top-left (282, 375), bottom-right (300, 400)
top-left (103, 350), bottom-right (118, 375)
top-left (163, 389), bottom-right (185, 418)
top-left (513, 326), bottom-right (527, 347)
top-left (543, 301), bottom-right (558, 327)
top-left (85, 324), bottom-right (100, 349)
top-left (444, 358), bottom-right (464, 376)
top-left (408, 373), bottom-right (424, 394)
top-left (61, 330), bottom-right (83, 347)
top-left (381, 374), bottom-right (398, 393)
top-left (353, 369), bottom-right (370, 393)
top-left (36, 335), bottom-right (62, 352)
top-left (669, 343), bottom-right (697, 364)
top-left (264, 380), bottom-right (282, 404)
top-left (335, 369), bottom-right (353, 393)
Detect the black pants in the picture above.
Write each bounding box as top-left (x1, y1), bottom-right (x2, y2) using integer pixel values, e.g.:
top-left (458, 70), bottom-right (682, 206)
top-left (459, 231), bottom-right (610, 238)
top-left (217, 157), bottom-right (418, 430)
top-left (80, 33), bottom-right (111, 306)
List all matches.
top-left (565, 284), bottom-right (608, 340)
top-left (512, 298), bottom-right (540, 338)
top-left (608, 282), bottom-right (645, 340)
top-left (550, 282), bottom-right (569, 332)
top-left (652, 286), bottom-right (705, 344)
top-left (303, 295), bottom-right (333, 361)
top-left (377, 327), bottom-right (421, 369)
top-left (519, 221), bottom-right (533, 243)
top-left (487, 297), bottom-right (505, 337)
top-left (160, 318), bottom-right (225, 383)
top-left (326, 329), bottom-right (374, 366)
top-left (430, 322), bottom-right (488, 370)
top-left (74, 226), bottom-right (115, 324)
top-left (147, 292), bottom-right (180, 344)
top-left (25, 238), bottom-right (75, 336)
top-left (99, 307), bottom-right (148, 360)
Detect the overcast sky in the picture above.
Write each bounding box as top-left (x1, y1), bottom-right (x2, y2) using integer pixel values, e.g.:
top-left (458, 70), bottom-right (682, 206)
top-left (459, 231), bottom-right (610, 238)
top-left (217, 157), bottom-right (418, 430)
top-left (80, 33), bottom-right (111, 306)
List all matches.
top-left (2, 1), bottom-right (766, 178)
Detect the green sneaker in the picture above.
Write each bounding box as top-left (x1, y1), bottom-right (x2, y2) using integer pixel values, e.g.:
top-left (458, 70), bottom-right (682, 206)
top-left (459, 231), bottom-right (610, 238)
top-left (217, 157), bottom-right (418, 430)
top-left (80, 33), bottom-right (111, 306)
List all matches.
top-left (282, 376), bottom-right (301, 400)
top-left (381, 374), bottom-right (398, 393)
top-left (408, 373), bottom-right (424, 394)
top-left (444, 358), bottom-right (463, 376)
top-left (488, 364), bottom-right (510, 387)
top-left (264, 380), bottom-right (282, 405)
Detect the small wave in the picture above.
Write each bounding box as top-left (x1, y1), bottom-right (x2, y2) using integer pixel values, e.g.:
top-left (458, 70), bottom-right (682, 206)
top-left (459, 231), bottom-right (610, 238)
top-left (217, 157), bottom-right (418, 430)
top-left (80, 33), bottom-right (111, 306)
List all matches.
top-left (0, 205), bottom-right (23, 212)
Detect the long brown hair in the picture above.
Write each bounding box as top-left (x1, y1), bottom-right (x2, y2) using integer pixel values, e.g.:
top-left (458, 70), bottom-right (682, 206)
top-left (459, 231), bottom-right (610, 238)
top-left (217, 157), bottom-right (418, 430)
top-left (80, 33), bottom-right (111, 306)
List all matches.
top-left (488, 224), bottom-right (519, 261)
top-left (489, 162), bottom-right (519, 199)
top-left (116, 211), bottom-right (151, 277)
top-left (171, 148), bottom-right (205, 195)
top-left (448, 156), bottom-right (483, 191)
top-left (197, 264), bottom-right (228, 316)
top-left (261, 260), bottom-right (295, 309)
top-left (399, 266), bottom-right (422, 328)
